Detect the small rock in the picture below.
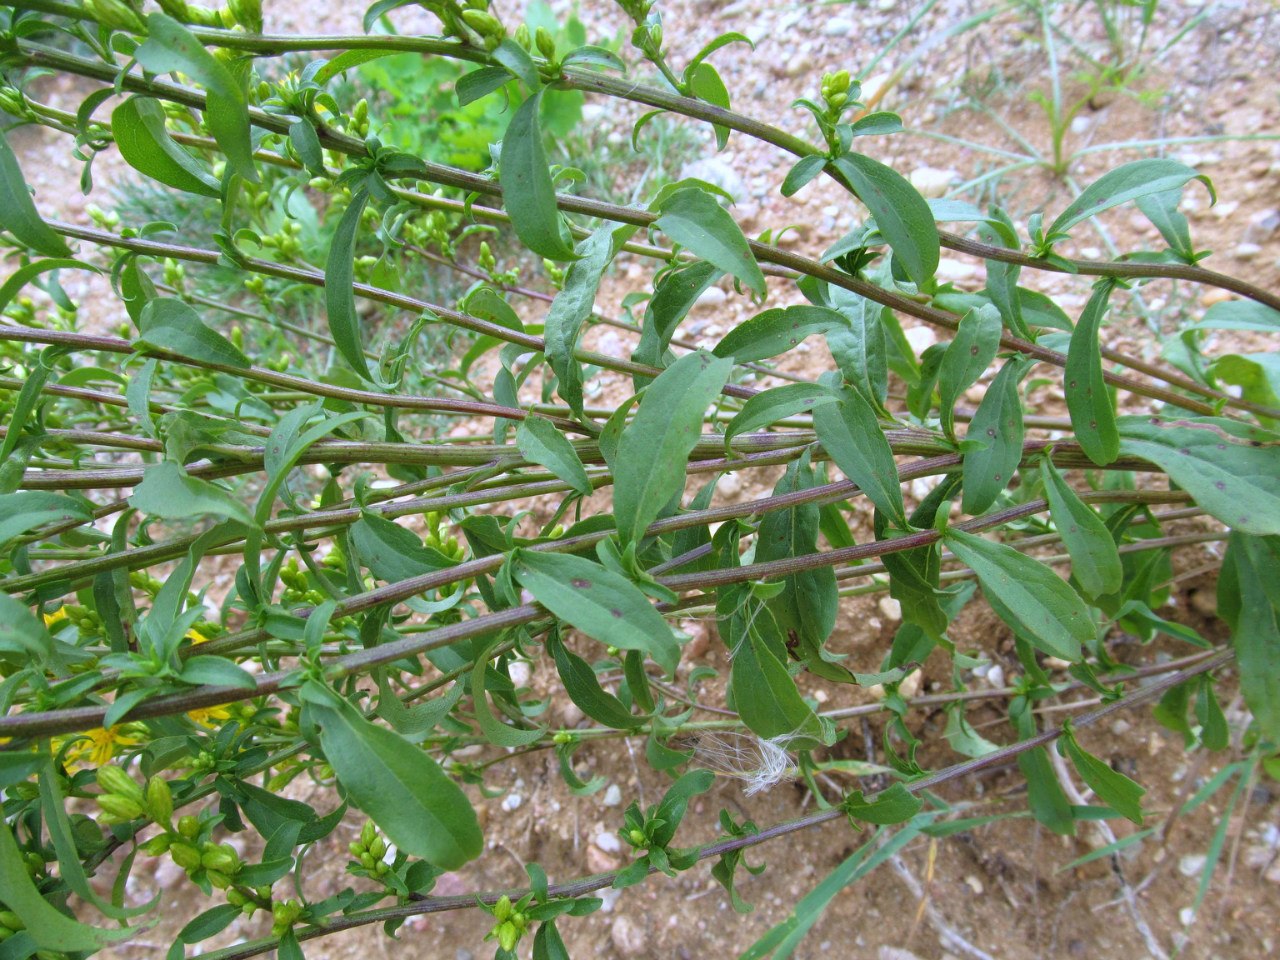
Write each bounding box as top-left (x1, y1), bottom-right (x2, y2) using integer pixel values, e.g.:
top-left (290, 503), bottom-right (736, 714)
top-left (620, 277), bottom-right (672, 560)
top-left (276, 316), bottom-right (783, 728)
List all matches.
top-left (823, 17), bottom-right (855, 36)
top-left (1211, 200), bottom-right (1240, 221)
top-left (783, 54), bottom-right (812, 78)
top-left (903, 325), bottom-right (937, 353)
top-left (936, 258), bottom-right (978, 283)
top-left (985, 664), bottom-right (1004, 689)
top-left (602, 784), bottom-right (623, 808)
top-left (878, 596), bottom-right (902, 621)
top-left (879, 948), bottom-right (925, 960)
top-left (1232, 242), bottom-right (1263, 261)
top-left (964, 874), bottom-right (985, 895)
top-left (1070, 115), bottom-right (1092, 135)
top-left (1179, 853), bottom-right (1207, 877)
top-left (611, 915), bottom-right (649, 956)
top-left (1189, 589), bottom-right (1217, 617)
top-left (683, 621), bottom-right (711, 660)
top-left (587, 846), bottom-right (620, 873)
top-left (594, 830), bottom-right (622, 854)
top-left (1244, 207), bottom-right (1280, 243)
top-left (717, 472), bottom-right (743, 497)
top-left (899, 668), bottom-right (922, 699)
top-left (875, 0), bottom-right (896, 11)
top-left (1179, 906), bottom-right (1197, 926)
top-left (501, 793), bottom-right (523, 812)
top-left (694, 286), bottom-right (727, 310)
top-left (1043, 656), bottom-right (1072, 671)
top-left (909, 166), bottom-right (959, 199)
top-left (507, 660), bottom-right (531, 688)
top-left (1110, 719), bottom-right (1131, 736)
top-left (560, 701), bottom-right (585, 727)
top-left (1199, 287), bottom-right (1233, 308)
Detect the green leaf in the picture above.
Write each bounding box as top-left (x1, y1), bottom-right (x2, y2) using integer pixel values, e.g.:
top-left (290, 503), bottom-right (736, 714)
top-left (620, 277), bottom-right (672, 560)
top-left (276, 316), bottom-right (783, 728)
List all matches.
top-left (111, 96), bottom-right (221, 198)
top-left (944, 526), bottom-right (1093, 661)
top-left (633, 260), bottom-right (722, 372)
top-left (1020, 746), bottom-right (1076, 836)
top-left (129, 461), bottom-right (254, 526)
top-left (544, 223), bottom-right (634, 414)
top-left (1116, 416), bottom-right (1280, 536)
top-left (1192, 300), bottom-right (1280, 333)
top-left (812, 382), bottom-right (906, 528)
top-left (135, 13), bottom-right (257, 182)
top-left (712, 305), bottom-right (845, 364)
top-left (0, 129), bottom-right (72, 256)
top-left (512, 549), bottom-right (681, 675)
top-left (547, 633), bottom-right (645, 729)
top-left (961, 355), bottom-right (1032, 515)
top-left (492, 37), bottom-right (539, 89)
top-left (1065, 280), bottom-right (1119, 465)
top-left (469, 640), bottom-right (544, 747)
top-left (1047, 159), bottom-right (1212, 238)
top-left (843, 782), bottom-right (923, 825)
top-left (0, 594), bottom-right (54, 669)
top-left (517, 416), bottom-right (593, 496)
top-left (0, 491), bottom-right (92, 547)
top-left (781, 154), bottom-right (827, 197)
top-left (300, 681), bottom-right (483, 869)
top-left (753, 452), bottom-right (846, 682)
top-left (688, 62), bottom-right (731, 150)
top-left (831, 153), bottom-right (939, 288)
top-left (0, 258), bottom-right (97, 319)
top-left (724, 383), bottom-right (838, 455)
top-left (312, 48), bottom-right (402, 84)
top-left (613, 350), bottom-right (732, 545)
top-left (730, 611), bottom-right (825, 750)
top-left (1059, 723), bottom-right (1145, 824)
top-left (1040, 458), bottom-right (1121, 601)
top-left (500, 91), bottom-right (578, 261)
top-left (825, 288), bottom-right (889, 409)
top-left (937, 304), bottom-right (1002, 439)
top-left (324, 186), bottom-right (372, 379)
top-left (650, 769), bottom-right (715, 848)
top-left (258, 406), bottom-right (369, 523)
top-left (0, 820), bottom-right (131, 950)
top-left (179, 655), bottom-right (257, 689)
top-left (1219, 533), bottom-right (1280, 743)
top-left (456, 65), bottom-right (512, 106)
top-left (351, 511), bottom-right (458, 583)
top-left (1135, 188), bottom-right (1196, 261)
top-left (134, 297), bottom-right (250, 368)
top-left (653, 188), bottom-right (765, 297)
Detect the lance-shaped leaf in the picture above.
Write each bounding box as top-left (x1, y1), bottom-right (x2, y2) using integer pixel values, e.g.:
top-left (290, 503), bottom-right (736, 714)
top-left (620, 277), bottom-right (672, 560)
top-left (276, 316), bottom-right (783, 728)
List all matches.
top-left (1065, 280), bottom-right (1119, 465)
top-left (1117, 416), bottom-right (1280, 536)
top-left (512, 549), bottom-right (681, 675)
top-left (832, 152), bottom-right (939, 288)
top-left (724, 382), bottom-right (838, 455)
top-left (0, 492), bottom-right (91, 548)
top-left (1040, 458), bottom-right (1121, 600)
top-left (300, 681), bottom-right (482, 869)
top-left (653, 187), bottom-right (766, 296)
top-left (633, 260), bottom-right (722, 372)
top-left (111, 96), bottom-right (221, 198)
top-left (129, 461), bottom-right (254, 526)
top-left (544, 223), bottom-right (635, 414)
top-left (961, 355), bottom-right (1032, 515)
top-left (1059, 723), bottom-right (1145, 824)
top-left (938, 304), bottom-right (1002, 439)
top-left (517, 415), bottom-right (593, 496)
top-left (944, 526), bottom-right (1093, 661)
top-left (500, 90), bottom-right (578, 261)
top-left (135, 13), bottom-right (257, 182)
top-left (547, 633), bottom-right (646, 729)
top-left (1218, 533), bottom-right (1280, 743)
top-left (826, 288), bottom-right (889, 410)
top-left (813, 382), bottom-right (906, 528)
top-left (134, 297), bottom-right (250, 368)
top-left (351, 511), bottom-right (458, 583)
top-left (613, 350), bottom-right (732, 545)
top-left (1047, 159), bottom-right (1213, 238)
top-left (0, 130), bottom-right (71, 257)
top-left (324, 186), bottom-right (372, 379)
top-left (713, 305), bottom-right (846, 364)
top-left (729, 611), bottom-right (825, 750)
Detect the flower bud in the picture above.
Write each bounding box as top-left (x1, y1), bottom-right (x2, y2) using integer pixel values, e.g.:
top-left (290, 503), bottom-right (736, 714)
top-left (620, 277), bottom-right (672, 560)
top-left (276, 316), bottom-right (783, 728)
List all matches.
top-left (144, 776), bottom-right (173, 826)
top-left (98, 794), bottom-right (145, 821)
top-left (492, 894), bottom-right (512, 922)
top-left (0, 912), bottom-right (24, 932)
top-left (201, 843), bottom-right (238, 874)
top-left (170, 842), bottom-right (202, 872)
top-left (497, 921), bottom-right (519, 952)
top-left (535, 26), bottom-right (557, 62)
top-left (97, 766), bottom-right (143, 803)
top-left (85, 0), bottom-right (147, 33)
top-left (227, 0), bottom-right (262, 33)
top-left (461, 9), bottom-right (505, 49)
top-left (628, 828), bottom-right (646, 846)
top-left (513, 23), bottom-right (531, 50)
top-left (155, 0), bottom-right (191, 20)
top-left (360, 820), bottom-right (377, 848)
top-left (177, 815), bottom-right (201, 840)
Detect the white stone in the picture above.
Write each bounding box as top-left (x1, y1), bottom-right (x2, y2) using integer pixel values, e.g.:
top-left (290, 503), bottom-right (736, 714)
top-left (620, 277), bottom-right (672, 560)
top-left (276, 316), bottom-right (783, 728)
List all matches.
top-left (909, 166), bottom-right (959, 199)
top-left (878, 596), bottom-right (902, 621)
top-left (601, 784), bottom-right (623, 807)
top-left (694, 286), bottom-right (727, 310)
top-left (935, 258), bottom-right (978, 283)
top-left (1179, 853), bottom-right (1207, 877)
top-left (610, 915), bottom-right (649, 956)
top-left (507, 660), bottom-right (531, 688)
top-left (716, 472), bottom-right (743, 497)
top-left (501, 793), bottom-right (523, 812)
top-left (593, 830), bottom-right (622, 854)
top-left (903, 325), bottom-right (937, 353)
top-left (823, 17), bottom-right (855, 36)
top-left (1245, 207), bottom-right (1280, 243)
top-left (1233, 242), bottom-right (1263, 261)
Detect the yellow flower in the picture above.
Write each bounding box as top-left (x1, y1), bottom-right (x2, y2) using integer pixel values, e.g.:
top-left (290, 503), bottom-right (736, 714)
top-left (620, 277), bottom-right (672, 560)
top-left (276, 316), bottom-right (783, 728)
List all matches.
top-left (43, 608), bottom-right (68, 628)
top-left (186, 626), bottom-right (211, 644)
top-left (53, 725), bottom-right (144, 771)
top-left (187, 704), bottom-right (234, 729)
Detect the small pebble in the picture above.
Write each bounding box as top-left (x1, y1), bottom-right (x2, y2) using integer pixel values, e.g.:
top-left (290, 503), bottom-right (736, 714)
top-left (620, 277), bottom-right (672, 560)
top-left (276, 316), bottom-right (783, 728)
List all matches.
top-left (594, 830), bottom-right (622, 854)
top-left (501, 793), bottom-right (523, 812)
top-left (602, 784), bottom-right (622, 808)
